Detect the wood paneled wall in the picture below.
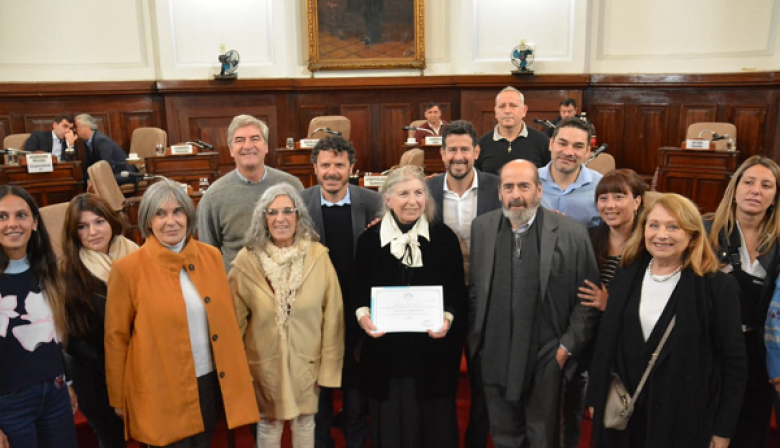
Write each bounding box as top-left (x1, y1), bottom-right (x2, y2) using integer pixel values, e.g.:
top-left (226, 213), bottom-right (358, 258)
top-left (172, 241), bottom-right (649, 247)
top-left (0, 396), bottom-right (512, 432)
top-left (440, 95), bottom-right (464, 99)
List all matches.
top-left (1, 73), bottom-right (778, 178)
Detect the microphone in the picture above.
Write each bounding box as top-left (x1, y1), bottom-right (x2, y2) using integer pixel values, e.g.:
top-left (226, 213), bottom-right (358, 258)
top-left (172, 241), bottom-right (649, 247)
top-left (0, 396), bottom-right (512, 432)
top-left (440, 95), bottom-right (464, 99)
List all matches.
top-left (120, 171), bottom-right (159, 181)
top-left (0, 148), bottom-right (29, 155)
top-left (196, 140), bottom-right (215, 150)
top-left (402, 126), bottom-right (435, 135)
top-left (310, 127), bottom-right (342, 137)
top-left (533, 118), bottom-right (556, 129)
top-left (711, 133), bottom-right (729, 141)
top-left (586, 144), bottom-right (609, 165)
top-left (185, 141), bottom-right (206, 149)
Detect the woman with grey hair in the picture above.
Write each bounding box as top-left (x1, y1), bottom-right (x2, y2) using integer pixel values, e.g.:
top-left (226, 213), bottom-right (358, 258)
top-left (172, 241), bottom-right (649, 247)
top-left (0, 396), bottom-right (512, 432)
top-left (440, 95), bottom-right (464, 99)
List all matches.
top-left (229, 183), bottom-right (344, 448)
top-left (104, 181), bottom-right (259, 447)
top-left (354, 165), bottom-right (466, 448)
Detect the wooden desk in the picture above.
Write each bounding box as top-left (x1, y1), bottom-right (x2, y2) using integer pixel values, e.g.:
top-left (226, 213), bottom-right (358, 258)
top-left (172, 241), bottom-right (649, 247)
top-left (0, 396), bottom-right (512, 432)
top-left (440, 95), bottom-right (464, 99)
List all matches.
top-left (0, 161), bottom-right (84, 206)
top-left (143, 152), bottom-right (220, 191)
top-left (656, 147), bottom-right (739, 213)
top-left (275, 148), bottom-right (316, 188)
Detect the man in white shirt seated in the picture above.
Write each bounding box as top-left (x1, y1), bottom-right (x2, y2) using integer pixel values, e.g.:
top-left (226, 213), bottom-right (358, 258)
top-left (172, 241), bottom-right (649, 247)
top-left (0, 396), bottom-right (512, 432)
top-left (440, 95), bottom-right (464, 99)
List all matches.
top-left (24, 115), bottom-right (77, 160)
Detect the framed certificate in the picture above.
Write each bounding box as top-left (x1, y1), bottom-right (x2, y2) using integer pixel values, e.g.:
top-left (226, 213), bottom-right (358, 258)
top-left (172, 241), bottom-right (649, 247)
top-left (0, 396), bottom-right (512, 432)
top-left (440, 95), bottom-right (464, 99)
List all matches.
top-left (370, 286), bottom-right (443, 333)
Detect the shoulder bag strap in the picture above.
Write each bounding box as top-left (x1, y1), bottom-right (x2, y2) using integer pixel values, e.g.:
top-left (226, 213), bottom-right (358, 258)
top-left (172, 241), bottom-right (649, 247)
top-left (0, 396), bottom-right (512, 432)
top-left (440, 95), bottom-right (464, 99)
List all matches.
top-left (630, 315), bottom-right (676, 404)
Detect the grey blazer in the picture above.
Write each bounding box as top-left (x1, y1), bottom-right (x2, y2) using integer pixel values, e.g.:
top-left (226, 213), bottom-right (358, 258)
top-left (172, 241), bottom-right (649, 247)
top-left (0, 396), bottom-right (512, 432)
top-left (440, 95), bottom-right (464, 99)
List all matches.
top-left (300, 184), bottom-right (384, 251)
top-left (467, 207), bottom-right (601, 377)
top-left (426, 169), bottom-right (502, 221)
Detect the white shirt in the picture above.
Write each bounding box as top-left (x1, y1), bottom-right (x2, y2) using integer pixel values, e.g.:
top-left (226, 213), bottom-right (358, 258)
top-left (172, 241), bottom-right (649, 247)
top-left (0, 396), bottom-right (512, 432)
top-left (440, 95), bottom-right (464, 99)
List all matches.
top-left (737, 221), bottom-right (767, 278)
top-left (165, 239), bottom-right (214, 377)
top-left (442, 169), bottom-right (479, 249)
top-left (50, 131), bottom-right (63, 159)
top-left (639, 269), bottom-right (680, 340)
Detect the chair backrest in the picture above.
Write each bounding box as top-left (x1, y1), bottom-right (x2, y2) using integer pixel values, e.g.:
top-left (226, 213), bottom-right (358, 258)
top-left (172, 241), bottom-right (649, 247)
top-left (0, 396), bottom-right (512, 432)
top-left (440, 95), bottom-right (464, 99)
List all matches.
top-left (129, 127), bottom-right (167, 159)
top-left (39, 202), bottom-right (69, 261)
top-left (88, 161), bottom-right (126, 212)
top-left (408, 119), bottom-right (427, 139)
top-left (399, 148), bottom-right (425, 167)
top-left (3, 133), bottom-right (31, 164)
top-left (308, 116), bottom-right (351, 141)
top-left (586, 152), bottom-right (616, 175)
top-left (686, 122), bottom-right (737, 151)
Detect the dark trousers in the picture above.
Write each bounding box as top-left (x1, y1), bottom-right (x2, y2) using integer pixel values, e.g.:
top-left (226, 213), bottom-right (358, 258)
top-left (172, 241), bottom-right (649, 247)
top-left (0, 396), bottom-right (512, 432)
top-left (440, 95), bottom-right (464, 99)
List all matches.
top-left (730, 330), bottom-right (773, 448)
top-left (148, 372), bottom-right (220, 448)
top-left (465, 351), bottom-right (490, 448)
top-left (315, 386), bottom-right (367, 448)
top-left (368, 376), bottom-right (459, 448)
top-left (0, 377), bottom-right (78, 448)
top-left (483, 354), bottom-right (562, 448)
top-left (67, 357), bottom-right (125, 448)
top-left (560, 370), bottom-right (587, 448)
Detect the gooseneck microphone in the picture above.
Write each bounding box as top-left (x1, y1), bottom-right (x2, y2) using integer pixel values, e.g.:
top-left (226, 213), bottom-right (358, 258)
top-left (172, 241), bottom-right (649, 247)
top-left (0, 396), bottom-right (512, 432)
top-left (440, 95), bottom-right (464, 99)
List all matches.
top-left (533, 118), bottom-right (556, 129)
top-left (402, 126), bottom-right (435, 136)
top-left (585, 144), bottom-right (609, 165)
top-left (120, 171), bottom-right (161, 181)
top-left (196, 140), bottom-right (215, 150)
top-left (310, 127), bottom-right (342, 137)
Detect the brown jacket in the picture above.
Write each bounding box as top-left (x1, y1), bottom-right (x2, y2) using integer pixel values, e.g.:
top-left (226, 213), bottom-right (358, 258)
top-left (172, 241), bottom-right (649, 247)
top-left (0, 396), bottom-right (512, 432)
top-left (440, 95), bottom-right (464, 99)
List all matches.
top-left (229, 242), bottom-right (344, 420)
top-left (105, 236), bottom-right (259, 445)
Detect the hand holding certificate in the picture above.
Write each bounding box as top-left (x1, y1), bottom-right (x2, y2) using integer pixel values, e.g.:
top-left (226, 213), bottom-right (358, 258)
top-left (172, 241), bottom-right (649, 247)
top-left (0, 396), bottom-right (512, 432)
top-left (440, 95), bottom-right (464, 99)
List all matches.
top-left (370, 286), bottom-right (444, 333)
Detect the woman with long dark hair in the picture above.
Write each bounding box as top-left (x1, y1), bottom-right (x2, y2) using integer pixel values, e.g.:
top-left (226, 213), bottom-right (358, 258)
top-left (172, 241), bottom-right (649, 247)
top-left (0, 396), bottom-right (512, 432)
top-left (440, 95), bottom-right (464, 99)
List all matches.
top-left (0, 185), bottom-right (77, 447)
top-left (61, 193), bottom-right (138, 447)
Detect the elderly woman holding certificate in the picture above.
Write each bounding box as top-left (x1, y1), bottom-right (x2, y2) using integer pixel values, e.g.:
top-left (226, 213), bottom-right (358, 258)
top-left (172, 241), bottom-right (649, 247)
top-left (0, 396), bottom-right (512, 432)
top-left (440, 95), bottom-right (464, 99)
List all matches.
top-left (355, 165), bottom-right (466, 448)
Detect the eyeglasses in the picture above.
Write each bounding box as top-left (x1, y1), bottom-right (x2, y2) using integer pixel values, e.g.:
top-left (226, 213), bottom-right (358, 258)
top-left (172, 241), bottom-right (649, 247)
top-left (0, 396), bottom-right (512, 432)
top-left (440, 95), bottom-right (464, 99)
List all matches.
top-left (264, 207), bottom-right (297, 217)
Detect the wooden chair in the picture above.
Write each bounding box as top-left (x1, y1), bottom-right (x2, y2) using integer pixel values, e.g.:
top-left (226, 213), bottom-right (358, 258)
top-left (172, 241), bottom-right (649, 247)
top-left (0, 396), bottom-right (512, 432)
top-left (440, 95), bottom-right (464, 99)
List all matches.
top-left (308, 116), bottom-right (351, 141)
top-left (586, 152), bottom-right (615, 175)
top-left (399, 148), bottom-right (425, 167)
top-left (3, 133), bottom-right (31, 164)
top-left (39, 202), bottom-right (69, 261)
top-left (686, 122), bottom-right (737, 151)
top-left (129, 127), bottom-right (167, 167)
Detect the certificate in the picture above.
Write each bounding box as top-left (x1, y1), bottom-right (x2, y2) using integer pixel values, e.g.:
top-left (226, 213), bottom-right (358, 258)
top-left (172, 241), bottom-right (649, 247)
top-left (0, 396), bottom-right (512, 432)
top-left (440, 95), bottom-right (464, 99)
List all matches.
top-left (370, 286), bottom-right (444, 333)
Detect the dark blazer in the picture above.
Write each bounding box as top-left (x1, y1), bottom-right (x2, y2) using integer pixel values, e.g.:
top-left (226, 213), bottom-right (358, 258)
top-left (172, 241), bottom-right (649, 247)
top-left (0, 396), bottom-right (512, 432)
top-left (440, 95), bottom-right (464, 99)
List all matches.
top-left (588, 255), bottom-right (746, 447)
top-left (24, 130), bottom-right (62, 154)
top-left (355, 218), bottom-right (466, 398)
top-left (704, 219), bottom-right (780, 329)
top-left (468, 207), bottom-right (601, 379)
top-left (84, 131), bottom-right (133, 184)
top-left (300, 184), bottom-right (383, 251)
top-left (426, 169), bottom-right (502, 222)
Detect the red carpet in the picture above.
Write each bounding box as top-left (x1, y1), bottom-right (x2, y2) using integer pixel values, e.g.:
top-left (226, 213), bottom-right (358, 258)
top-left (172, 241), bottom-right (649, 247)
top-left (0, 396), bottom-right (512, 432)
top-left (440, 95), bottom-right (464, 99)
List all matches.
top-left (75, 376), bottom-right (780, 447)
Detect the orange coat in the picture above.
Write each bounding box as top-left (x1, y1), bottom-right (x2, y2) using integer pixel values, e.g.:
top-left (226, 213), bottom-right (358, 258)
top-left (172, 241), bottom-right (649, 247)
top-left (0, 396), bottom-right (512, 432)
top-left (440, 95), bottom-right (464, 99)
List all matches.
top-left (105, 236), bottom-right (259, 445)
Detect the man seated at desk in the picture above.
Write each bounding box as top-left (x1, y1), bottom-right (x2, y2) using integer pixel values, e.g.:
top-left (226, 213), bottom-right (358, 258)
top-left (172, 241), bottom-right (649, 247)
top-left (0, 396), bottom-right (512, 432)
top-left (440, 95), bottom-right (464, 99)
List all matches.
top-left (74, 113), bottom-right (136, 185)
top-left (24, 115), bottom-right (77, 160)
top-left (414, 102), bottom-right (448, 144)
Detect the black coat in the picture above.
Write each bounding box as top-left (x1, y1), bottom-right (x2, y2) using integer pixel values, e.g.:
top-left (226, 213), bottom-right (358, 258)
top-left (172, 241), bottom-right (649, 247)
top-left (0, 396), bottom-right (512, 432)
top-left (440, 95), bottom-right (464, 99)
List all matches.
top-left (355, 218), bottom-right (466, 399)
top-left (588, 254), bottom-right (747, 448)
top-left (24, 130), bottom-right (63, 154)
top-left (65, 281), bottom-right (108, 374)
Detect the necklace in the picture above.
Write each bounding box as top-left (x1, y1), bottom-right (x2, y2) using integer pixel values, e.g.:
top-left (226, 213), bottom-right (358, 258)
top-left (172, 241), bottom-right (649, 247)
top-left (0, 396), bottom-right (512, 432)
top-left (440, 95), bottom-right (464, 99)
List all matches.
top-left (647, 258), bottom-right (682, 282)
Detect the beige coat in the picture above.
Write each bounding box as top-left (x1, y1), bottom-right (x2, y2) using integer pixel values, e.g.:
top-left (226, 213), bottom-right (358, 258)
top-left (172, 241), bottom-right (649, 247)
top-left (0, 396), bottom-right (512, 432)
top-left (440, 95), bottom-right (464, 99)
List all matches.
top-left (105, 236), bottom-right (259, 446)
top-left (229, 242), bottom-right (344, 421)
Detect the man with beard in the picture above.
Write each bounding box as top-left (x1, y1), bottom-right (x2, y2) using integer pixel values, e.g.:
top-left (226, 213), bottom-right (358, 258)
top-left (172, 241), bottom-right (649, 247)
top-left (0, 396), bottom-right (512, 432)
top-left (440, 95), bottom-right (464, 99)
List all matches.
top-left (539, 117), bottom-right (602, 228)
top-left (468, 160), bottom-right (600, 448)
top-left (300, 136), bottom-right (382, 448)
top-left (198, 114), bottom-right (303, 271)
top-left (474, 86), bottom-right (550, 176)
top-left (426, 120), bottom-right (500, 448)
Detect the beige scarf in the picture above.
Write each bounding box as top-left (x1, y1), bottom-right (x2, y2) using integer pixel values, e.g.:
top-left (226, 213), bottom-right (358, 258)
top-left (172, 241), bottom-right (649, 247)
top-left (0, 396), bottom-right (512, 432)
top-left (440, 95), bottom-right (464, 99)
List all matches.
top-left (252, 237), bottom-right (310, 338)
top-left (79, 235), bottom-right (139, 283)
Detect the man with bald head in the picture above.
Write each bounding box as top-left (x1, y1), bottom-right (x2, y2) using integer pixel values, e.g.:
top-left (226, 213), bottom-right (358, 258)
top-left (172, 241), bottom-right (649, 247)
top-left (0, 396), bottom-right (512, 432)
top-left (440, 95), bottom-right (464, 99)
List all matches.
top-left (468, 160), bottom-right (600, 448)
top-left (474, 87), bottom-right (550, 176)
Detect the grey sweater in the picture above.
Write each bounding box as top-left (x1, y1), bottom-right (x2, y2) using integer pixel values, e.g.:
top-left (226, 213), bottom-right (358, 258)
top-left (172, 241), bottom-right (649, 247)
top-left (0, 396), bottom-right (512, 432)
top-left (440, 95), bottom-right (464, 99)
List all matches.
top-left (197, 167), bottom-right (304, 271)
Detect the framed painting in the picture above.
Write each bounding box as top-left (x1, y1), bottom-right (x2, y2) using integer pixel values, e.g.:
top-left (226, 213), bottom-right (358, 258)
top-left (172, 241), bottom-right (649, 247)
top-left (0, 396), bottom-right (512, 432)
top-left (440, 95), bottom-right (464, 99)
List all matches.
top-left (306, 0), bottom-right (425, 71)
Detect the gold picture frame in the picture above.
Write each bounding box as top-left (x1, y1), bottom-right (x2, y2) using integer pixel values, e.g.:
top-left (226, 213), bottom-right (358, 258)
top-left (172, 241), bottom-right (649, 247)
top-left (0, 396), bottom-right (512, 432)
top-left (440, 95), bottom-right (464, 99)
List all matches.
top-left (306, 0), bottom-right (425, 71)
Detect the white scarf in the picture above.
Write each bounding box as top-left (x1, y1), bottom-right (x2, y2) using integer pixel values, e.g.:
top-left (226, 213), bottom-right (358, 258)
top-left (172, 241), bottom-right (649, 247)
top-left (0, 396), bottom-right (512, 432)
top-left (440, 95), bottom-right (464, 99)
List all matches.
top-left (379, 212), bottom-right (430, 268)
top-left (78, 235), bottom-right (139, 283)
top-left (251, 238), bottom-right (310, 338)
